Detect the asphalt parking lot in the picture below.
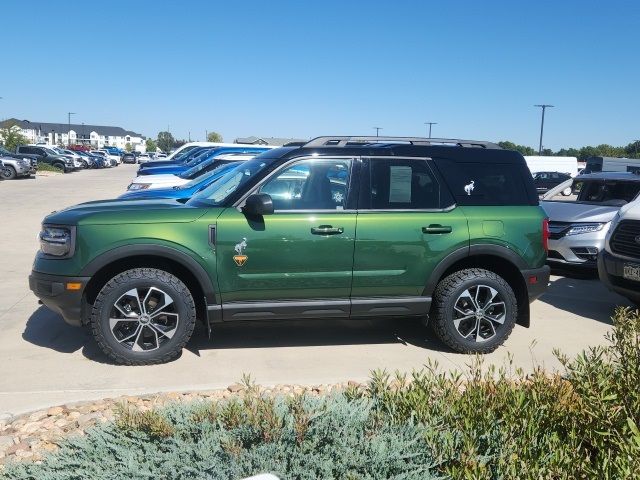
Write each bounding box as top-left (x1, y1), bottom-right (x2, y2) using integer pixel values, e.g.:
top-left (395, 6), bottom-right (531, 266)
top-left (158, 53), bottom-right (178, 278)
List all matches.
top-left (0, 165), bottom-right (633, 416)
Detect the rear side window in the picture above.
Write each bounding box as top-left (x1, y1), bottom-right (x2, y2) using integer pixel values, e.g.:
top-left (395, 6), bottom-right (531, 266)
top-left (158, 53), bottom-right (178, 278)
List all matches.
top-left (368, 158), bottom-right (443, 210)
top-left (435, 159), bottom-right (534, 206)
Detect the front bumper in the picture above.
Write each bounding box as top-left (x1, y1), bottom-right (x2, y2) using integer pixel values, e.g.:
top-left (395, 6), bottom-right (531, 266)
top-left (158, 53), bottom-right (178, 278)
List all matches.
top-left (547, 228), bottom-right (608, 269)
top-left (29, 271), bottom-right (90, 326)
top-left (598, 251), bottom-right (640, 304)
top-left (522, 265), bottom-right (551, 302)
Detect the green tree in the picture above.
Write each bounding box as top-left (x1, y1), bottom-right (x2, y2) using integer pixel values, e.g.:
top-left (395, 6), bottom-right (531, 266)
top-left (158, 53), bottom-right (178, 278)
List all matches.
top-left (497, 141), bottom-right (536, 156)
top-left (145, 138), bottom-right (157, 153)
top-left (623, 141), bottom-right (640, 159)
top-left (207, 131), bottom-right (223, 142)
top-left (0, 122), bottom-right (29, 152)
top-left (156, 131), bottom-right (175, 153)
top-left (124, 143), bottom-right (132, 152)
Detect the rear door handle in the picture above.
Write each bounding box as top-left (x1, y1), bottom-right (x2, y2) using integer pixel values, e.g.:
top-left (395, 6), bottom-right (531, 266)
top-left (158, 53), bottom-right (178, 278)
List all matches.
top-left (422, 224), bottom-right (452, 234)
top-left (311, 225), bottom-right (344, 235)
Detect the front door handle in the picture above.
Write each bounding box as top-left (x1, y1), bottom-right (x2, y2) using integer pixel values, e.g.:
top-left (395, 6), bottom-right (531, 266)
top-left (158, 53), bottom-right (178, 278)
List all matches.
top-left (422, 224), bottom-right (452, 234)
top-left (311, 225), bottom-right (344, 235)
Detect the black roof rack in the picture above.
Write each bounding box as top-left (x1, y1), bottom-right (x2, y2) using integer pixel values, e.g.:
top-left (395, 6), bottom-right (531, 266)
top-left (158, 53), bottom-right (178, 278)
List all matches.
top-left (303, 136), bottom-right (501, 149)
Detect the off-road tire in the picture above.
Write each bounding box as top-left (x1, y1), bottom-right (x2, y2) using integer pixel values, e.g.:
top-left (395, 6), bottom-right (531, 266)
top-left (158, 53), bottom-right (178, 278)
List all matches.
top-left (430, 268), bottom-right (518, 354)
top-left (1, 166), bottom-right (16, 180)
top-left (90, 268), bottom-right (196, 365)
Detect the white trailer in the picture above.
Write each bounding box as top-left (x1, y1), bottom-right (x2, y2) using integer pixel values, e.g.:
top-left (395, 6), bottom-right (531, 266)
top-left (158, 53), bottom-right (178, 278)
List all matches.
top-left (523, 156), bottom-right (579, 177)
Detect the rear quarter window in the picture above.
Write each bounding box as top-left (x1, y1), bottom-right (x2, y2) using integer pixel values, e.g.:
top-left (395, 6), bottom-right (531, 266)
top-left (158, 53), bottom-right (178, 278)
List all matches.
top-left (434, 159), bottom-right (535, 206)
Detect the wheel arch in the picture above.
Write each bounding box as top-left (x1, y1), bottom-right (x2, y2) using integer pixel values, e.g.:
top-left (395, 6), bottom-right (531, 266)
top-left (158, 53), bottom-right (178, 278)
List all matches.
top-left (424, 245), bottom-right (530, 327)
top-left (81, 245), bottom-right (216, 325)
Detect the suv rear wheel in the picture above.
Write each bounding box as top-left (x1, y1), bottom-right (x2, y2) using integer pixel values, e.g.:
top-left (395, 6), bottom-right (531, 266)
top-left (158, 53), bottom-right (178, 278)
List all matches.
top-left (430, 268), bottom-right (517, 353)
top-left (90, 268), bottom-right (196, 365)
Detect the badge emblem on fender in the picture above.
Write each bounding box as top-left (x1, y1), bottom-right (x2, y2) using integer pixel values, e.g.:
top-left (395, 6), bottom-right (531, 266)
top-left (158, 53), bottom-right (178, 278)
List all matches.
top-left (233, 237), bottom-right (248, 266)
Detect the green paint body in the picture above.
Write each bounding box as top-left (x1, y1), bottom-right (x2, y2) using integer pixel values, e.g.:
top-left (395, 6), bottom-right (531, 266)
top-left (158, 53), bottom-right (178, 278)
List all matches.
top-left (33, 198), bottom-right (547, 304)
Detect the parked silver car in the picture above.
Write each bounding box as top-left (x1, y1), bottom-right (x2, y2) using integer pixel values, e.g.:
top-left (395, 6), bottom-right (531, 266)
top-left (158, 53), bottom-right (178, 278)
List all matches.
top-left (541, 172), bottom-right (640, 269)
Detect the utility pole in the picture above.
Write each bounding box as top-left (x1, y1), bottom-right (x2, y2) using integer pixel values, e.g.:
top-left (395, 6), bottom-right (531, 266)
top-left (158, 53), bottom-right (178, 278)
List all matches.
top-left (373, 127), bottom-right (382, 137)
top-left (67, 112), bottom-right (76, 147)
top-left (424, 122), bottom-right (437, 138)
top-left (534, 104), bottom-right (553, 155)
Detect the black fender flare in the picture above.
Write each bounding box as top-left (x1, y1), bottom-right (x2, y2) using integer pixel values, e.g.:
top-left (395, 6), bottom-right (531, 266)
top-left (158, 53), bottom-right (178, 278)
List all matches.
top-left (424, 244), bottom-right (527, 296)
top-left (79, 244), bottom-right (216, 303)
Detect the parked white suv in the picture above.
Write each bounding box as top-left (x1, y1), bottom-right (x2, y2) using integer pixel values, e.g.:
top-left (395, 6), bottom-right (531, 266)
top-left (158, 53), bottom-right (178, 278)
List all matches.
top-left (95, 149), bottom-right (121, 165)
top-left (598, 199), bottom-right (640, 305)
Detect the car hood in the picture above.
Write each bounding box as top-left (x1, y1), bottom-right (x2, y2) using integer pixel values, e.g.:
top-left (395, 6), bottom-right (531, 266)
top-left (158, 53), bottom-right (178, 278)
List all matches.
top-left (139, 160), bottom-right (180, 169)
top-left (131, 174), bottom-right (187, 186)
top-left (541, 201), bottom-right (620, 223)
top-left (137, 165), bottom-right (187, 176)
top-left (43, 198), bottom-right (209, 226)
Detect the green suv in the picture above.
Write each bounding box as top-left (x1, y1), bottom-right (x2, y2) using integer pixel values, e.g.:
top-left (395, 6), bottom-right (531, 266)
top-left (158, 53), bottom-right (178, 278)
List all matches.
top-left (29, 136), bottom-right (550, 365)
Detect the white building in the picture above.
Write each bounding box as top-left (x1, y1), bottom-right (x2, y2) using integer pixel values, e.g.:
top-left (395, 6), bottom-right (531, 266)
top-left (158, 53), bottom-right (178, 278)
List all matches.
top-left (1, 118), bottom-right (146, 150)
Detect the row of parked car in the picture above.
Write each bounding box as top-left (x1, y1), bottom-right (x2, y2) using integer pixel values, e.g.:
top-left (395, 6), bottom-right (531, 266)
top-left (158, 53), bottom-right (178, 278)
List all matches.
top-left (0, 144), bottom-right (169, 180)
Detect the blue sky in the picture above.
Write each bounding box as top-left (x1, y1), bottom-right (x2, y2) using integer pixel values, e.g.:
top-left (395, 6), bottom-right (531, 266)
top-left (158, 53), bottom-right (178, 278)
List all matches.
top-left (2, 0), bottom-right (639, 149)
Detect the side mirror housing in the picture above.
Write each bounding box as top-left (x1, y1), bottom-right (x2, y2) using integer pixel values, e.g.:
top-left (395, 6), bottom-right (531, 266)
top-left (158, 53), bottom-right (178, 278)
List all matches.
top-left (243, 194), bottom-right (274, 216)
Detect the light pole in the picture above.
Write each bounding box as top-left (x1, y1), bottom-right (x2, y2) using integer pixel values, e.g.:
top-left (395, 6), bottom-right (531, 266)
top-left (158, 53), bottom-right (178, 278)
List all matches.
top-left (373, 127), bottom-right (382, 137)
top-left (534, 104), bottom-right (553, 155)
top-left (67, 112), bottom-right (76, 147)
top-left (424, 122), bottom-right (437, 138)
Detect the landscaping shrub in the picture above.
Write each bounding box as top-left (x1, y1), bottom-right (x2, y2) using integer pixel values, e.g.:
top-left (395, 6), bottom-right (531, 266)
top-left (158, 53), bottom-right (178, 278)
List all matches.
top-left (36, 162), bottom-right (63, 173)
top-left (3, 308), bottom-right (639, 479)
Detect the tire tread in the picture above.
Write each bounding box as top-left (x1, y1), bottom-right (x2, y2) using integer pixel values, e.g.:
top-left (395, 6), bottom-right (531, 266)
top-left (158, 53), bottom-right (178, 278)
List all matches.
top-left (431, 268), bottom-right (517, 354)
top-left (90, 268), bottom-right (196, 365)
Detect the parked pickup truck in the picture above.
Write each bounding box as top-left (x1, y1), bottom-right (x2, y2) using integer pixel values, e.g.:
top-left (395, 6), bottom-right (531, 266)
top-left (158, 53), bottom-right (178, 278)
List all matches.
top-left (0, 146), bottom-right (38, 179)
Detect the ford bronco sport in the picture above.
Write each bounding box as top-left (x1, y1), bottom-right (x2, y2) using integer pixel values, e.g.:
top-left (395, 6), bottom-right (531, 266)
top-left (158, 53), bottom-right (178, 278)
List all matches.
top-left (29, 136), bottom-right (550, 365)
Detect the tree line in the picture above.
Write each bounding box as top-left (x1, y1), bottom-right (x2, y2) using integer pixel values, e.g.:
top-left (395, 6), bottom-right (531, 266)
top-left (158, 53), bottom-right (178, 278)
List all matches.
top-left (497, 140), bottom-right (640, 160)
top-left (152, 131), bottom-right (223, 153)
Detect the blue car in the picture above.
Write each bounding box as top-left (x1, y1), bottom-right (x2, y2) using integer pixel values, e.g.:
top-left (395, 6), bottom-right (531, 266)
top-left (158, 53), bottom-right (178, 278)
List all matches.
top-left (137, 147), bottom-right (270, 176)
top-left (120, 162), bottom-right (241, 200)
top-left (137, 146), bottom-right (214, 171)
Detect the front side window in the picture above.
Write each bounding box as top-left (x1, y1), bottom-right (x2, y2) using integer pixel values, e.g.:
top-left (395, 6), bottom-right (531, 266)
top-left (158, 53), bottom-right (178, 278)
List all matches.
top-left (258, 159), bottom-right (352, 211)
top-left (369, 158), bottom-right (441, 210)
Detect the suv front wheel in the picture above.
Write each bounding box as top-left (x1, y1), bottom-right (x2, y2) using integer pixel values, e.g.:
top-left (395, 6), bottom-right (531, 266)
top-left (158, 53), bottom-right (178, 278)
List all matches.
top-left (430, 268), bottom-right (517, 353)
top-left (90, 268), bottom-right (196, 365)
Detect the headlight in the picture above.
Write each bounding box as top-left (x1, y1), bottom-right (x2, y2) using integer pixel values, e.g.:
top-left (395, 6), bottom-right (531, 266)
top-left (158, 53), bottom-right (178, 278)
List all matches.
top-left (566, 223), bottom-right (605, 236)
top-left (39, 226), bottom-right (74, 257)
top-left (128, 183), bottom-right (151, 191)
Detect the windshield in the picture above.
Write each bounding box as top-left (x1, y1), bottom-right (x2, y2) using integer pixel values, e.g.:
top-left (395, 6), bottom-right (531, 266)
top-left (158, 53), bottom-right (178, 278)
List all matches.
top-left (170, 145), bottom-right (198, 159)
top-left (0, 146), bottom-right (11, 155)
top-left (576, 179), bottom-right (640, 205)
top-left (178, 162), bottom-right (241, 189)
top-left (183, 149), bottom-right (215, 167)
top-left (172, 146), bottom-right (202, 162)
top-left (188, 158), bottom-right (271, 206)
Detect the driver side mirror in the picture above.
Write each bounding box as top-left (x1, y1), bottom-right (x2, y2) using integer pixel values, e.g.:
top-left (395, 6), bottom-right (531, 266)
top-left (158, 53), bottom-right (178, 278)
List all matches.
top-left (243, 194), bottom-right (274, 216)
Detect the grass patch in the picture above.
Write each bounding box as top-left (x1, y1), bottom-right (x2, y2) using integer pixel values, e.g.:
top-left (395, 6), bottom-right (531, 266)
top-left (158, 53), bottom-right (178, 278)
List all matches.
top-left (4, 308), bottom-right (640, 479)
top-left (37, 162), bottom-right (63, 173)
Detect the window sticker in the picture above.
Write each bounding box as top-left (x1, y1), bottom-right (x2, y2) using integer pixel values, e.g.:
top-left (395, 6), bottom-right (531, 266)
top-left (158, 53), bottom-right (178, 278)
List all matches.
top-left (389, 166), bottom-right (412, 203)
